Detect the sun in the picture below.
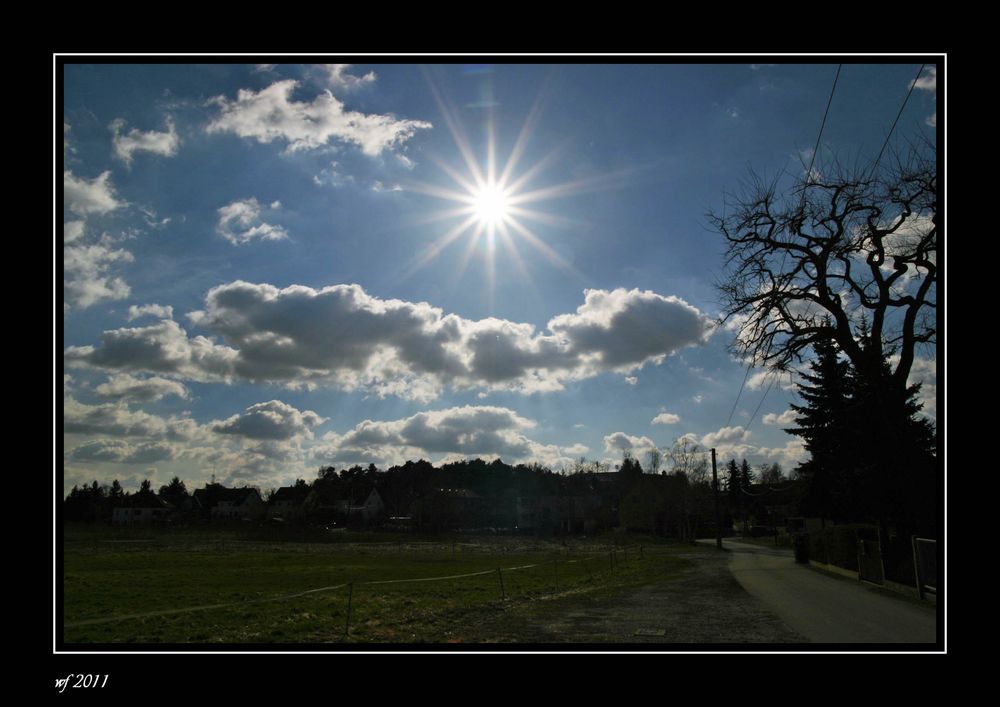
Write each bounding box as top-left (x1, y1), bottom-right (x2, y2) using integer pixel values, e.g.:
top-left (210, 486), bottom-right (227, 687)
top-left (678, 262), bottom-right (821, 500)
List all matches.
top-left (395, 79), bottom-right (623, 306)
top-left (471, 182), bottom-right (510, 228)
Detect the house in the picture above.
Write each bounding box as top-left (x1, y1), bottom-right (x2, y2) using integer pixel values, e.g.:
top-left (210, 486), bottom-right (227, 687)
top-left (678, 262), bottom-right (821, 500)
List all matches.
top-left (192, 485), bottom-right (266, 521)
top-left (267, 485), bottom-right (310, 520)
top-left (112, 494), bottom-right (172, 525)
top-left (347, 487), bottom-right (385, 524)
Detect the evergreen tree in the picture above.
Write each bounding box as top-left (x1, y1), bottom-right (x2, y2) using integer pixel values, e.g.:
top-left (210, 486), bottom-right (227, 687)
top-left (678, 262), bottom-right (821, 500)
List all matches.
top-left (158, 476), bottom-right (189, 508)
top-left (845, 331), bottom-right (937, 534)
top-left (786, 336), bottom-right (853, 524)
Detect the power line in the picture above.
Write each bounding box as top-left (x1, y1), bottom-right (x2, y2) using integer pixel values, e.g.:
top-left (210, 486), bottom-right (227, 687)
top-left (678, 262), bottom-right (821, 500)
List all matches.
top-left (725, 363), bottom-right (753, 428)
top-left (802, 64), bottom-right (842, 195)
top-left (746, 370), bottom-right (778, 431)
top-left (870, 63), bottom-right (927, 176)
top-left (725, 65), bottom-right (843, 434)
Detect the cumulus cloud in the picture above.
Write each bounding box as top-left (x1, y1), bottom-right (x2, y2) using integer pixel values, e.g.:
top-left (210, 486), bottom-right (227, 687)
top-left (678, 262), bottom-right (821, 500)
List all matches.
top-left (63, 396), bottom-right (198, 441)
top-left (70, 439), bottom-right (178, 464)
top-left (320, 64), bottom-right (376, 91)
top-left (64, 319), bottom-right (238, 383)
top-left (64, 220), bottom-right (85, 244)
top-left (64, 170), bottom-right (123, 217)
top-left (64, 243), bottom-right (134, 308)
top-left (746, 369), bottom-right (798, 392)
top-left (68, 282), bottom-right (712, 400)
top-left (762, 409), bottom-right (797, 426)
top-left (216, 198), bottom-right (289, 245)
top-left (312, 405), bottom-right (547, 467)
top-left (206, 80), bottom-right (432, 156)
top-left (128, 303), bottom-right (174, 321)
top-left (700, 426), bottom-right (751, 448)
top-left (94, 373), bottom-right (189, 403)
top-left (212, 400), bottom-right (325, 441)
top-left (603, 432), bottom-right (658, 461)
top-left (110, 117), bottom-right (180, 167)
top-left (912, 66), bottom-right (937, 91)
top-left (651, 412), bottom-right (680, 425)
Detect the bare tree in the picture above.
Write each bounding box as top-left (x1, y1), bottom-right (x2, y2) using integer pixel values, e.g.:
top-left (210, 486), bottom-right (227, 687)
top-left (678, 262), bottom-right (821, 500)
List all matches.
top-left (647, 448), bottom-right (662, 475)
top-left (710, 141), bottom-right (936, 392)
top-left (668, 437), bottom-right (709, 485)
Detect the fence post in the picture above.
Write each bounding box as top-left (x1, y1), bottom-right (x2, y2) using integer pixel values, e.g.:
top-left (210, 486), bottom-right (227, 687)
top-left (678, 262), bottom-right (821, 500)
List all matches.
top-left (497, 567), bottom-right (506, 600)
top-left (344, 582), bottom-right (354, 638)
top-left (553, 558), bottom-right (558, 588)
top-left (911, 535), bottom-right (924, 600)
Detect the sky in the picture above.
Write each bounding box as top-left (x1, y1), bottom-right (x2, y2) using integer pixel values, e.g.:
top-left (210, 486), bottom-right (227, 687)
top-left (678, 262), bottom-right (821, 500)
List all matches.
top-left (59, 59), bottom-right (939, 495)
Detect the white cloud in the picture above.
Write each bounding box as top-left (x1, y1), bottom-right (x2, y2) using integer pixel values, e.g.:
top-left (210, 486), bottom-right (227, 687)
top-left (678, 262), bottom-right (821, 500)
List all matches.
top-left (63, 243), bottom-right (134, 308)
top-left (64, 396), bottom-right (194, 439)
top-left (128, 304), bottom-right (174, 321)
top-left (691, 395), bottom-right (704, 404)
top-left (624, 376), bottom-right (638, 385)
top-left (746, 368), bottom-right (798, 392)
top-left (320, 64), bottom-right (376, 91)
top-left (602, 432), bottom-right (658, 460)
top-left (212, 400), bottom-right (326, 441)
top-left (912, 66), bottom-right (937, 92)
top-left (69, 439), bottom-right (179, 464)
top-left (311, 405), bottom-right (543, 467)
top-left (762, 409), bottom-right (797, 426)
top-left (64, 220), bottom-right (85, 244)
top-left (651, 412), bottom-right (681, 425)
top-left (926, 113), bottom-right (937, 128)
top-left (562, 443), bottom-right (590, 456)
top-left (701, 426), bottom-right (751, 449)
top-left (64, 319), bottom-right (239, 383)
top-left (64, 170), bottom-right (123, 217)
top-left (206, 79), bottom-right (432, 156)
top-left (94, 373), bottom-right (189, 403)
top-left (64, 122), bottom-right (76, 155)
top-left (67, 282), bottom-right (712, 400)
top-left (216, 198), bottom-right (289, 246)
top-left (110, 117), bottom-right (180, 167)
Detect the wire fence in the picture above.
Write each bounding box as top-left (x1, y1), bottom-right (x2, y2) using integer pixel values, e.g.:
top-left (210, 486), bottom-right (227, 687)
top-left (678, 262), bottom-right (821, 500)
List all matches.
top-left (64, 542), bottom-right (666, 641)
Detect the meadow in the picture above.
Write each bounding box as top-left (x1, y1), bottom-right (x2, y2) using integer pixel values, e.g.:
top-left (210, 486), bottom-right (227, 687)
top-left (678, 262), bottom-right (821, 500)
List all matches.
top-left (62, 525), bottom-right (696, 644)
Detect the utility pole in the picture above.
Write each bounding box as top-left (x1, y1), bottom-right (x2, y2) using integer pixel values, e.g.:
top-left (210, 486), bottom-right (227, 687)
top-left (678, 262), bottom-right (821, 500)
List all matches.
top-left (711, 448), bottom-right (722, 550)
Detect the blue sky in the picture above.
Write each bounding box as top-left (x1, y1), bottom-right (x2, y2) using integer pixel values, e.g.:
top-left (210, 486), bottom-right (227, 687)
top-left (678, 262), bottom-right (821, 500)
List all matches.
top-left (60, 60), bottom-right (939, 493)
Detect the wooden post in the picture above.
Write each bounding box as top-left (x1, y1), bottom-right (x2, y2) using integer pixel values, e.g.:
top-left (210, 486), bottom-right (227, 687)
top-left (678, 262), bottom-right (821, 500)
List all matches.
top-left (911, 535), bottom-right (924, 600)
top-left (711, 448), bottom-right (722, 550)
top-left (497, 567), bottom-right (506, 600)
top-left (344, 582), bottom-right (354, 638)
top-left (553, 557), bottom-right (558, 588)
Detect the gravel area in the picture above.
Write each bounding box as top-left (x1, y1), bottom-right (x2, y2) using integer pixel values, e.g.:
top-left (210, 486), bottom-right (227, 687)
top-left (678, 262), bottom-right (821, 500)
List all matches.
top-left (461, 548), bottom-right (806, 645)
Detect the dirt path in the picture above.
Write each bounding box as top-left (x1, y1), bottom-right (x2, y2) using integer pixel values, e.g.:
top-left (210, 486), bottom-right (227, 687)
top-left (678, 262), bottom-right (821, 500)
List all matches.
top-left (460, 548), bottom-right (805, 644)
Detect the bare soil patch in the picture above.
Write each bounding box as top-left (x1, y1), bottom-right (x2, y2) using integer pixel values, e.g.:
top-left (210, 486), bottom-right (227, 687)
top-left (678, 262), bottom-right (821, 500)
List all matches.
top-left (459, 548), bottom-right (805, 644)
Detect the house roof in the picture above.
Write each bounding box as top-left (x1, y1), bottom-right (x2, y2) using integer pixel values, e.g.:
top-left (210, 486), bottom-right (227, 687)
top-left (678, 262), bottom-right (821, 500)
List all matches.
top-left (193, 485), bottom-right (262, 507)
top-left (271, 486), bottom-right (309, 503)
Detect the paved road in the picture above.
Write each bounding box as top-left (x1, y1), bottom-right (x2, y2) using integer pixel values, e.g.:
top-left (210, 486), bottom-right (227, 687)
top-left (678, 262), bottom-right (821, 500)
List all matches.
top-left (703, 539), bottom-right (938, 644)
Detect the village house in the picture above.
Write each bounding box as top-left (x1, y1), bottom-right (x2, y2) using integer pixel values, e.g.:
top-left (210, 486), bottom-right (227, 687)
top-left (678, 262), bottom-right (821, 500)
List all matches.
top-left (112, 494), bottom-right (172, 525)
top-left (267, 485), bottom-right (310, 520)
top-left (192, 485), bottom-right (266, 521)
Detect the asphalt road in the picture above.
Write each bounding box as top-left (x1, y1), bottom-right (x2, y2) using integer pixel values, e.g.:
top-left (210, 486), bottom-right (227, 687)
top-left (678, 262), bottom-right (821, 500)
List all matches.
top-left (705, 538), bottom-right (939, 645)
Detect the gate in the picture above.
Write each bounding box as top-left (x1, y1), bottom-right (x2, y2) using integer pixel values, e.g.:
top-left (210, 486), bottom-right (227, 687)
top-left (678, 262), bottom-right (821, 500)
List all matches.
top-left (857, 529), bottom-right (884, 585)
top-left (912, 537), bottom-right (937, 599)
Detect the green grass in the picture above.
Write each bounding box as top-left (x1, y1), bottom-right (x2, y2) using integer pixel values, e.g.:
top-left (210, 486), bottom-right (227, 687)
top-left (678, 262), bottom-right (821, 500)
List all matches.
top-left (61, 526), bottom-right (694, 644)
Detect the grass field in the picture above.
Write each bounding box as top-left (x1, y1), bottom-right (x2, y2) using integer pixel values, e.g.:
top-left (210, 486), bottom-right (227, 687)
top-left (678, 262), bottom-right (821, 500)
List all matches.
top-left (62, 525), bottom-right (697, 644)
